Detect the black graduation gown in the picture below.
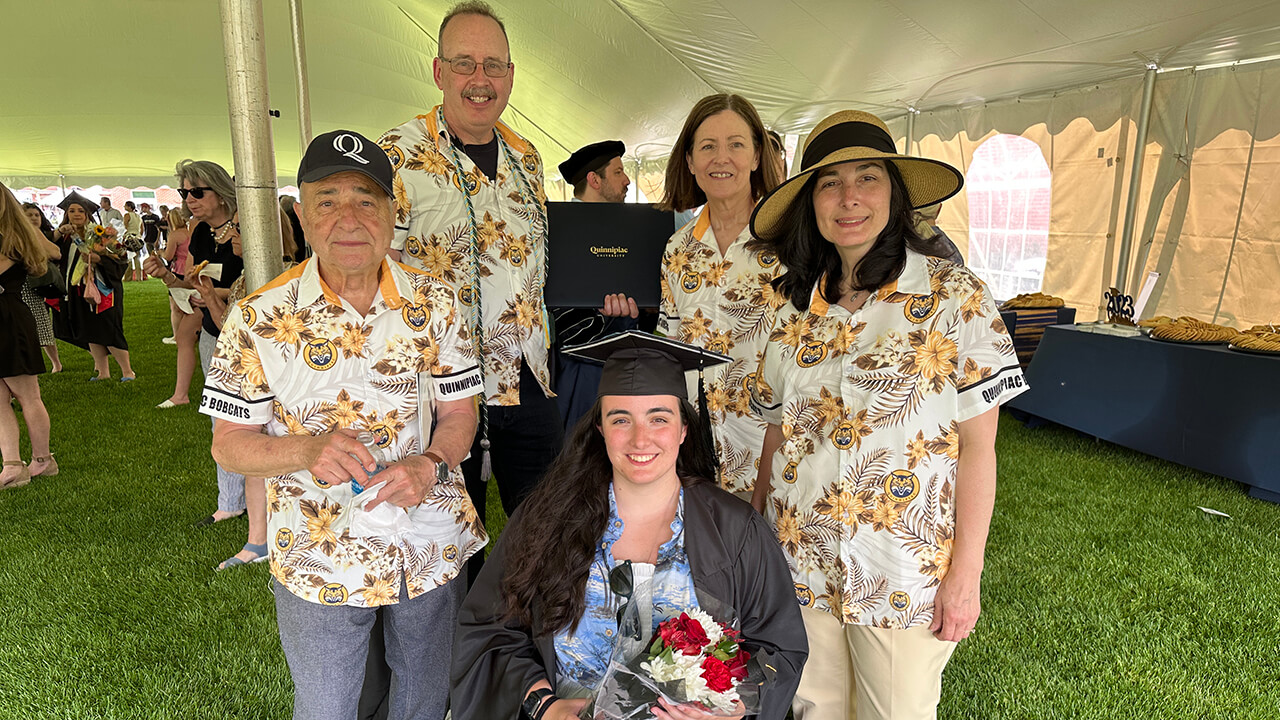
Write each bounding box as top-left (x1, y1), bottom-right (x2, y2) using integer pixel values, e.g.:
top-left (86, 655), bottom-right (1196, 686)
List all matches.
top-left (51, 236), bottom-right (128, 351)
top-left (451, 480), bottom-right (808, 720)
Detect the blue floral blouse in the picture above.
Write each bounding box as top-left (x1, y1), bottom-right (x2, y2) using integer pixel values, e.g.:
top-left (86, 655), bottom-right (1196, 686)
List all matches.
top-left (553, 485), bottom-right (700, 692)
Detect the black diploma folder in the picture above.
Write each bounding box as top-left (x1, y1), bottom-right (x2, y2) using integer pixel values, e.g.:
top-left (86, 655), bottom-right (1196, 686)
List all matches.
top-left (544, 201), bottom-right (672, 308)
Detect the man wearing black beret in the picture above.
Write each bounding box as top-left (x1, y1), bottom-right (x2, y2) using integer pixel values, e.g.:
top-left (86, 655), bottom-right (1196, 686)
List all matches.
top-left (550, 140), bottom-right (641, 431)
top-left (559, 140), bottom-right (630, 204)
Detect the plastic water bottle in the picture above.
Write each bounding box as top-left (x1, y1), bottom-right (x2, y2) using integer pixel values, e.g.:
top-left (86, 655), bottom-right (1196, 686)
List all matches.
top-left (351, 431), bottom-right (388, 495)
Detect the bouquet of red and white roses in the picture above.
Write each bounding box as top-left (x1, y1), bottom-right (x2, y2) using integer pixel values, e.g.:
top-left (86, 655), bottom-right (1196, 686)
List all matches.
top-left (639, 609), bottom-right (750, 713)
top-left (584, 599), bottom-right (767, 720)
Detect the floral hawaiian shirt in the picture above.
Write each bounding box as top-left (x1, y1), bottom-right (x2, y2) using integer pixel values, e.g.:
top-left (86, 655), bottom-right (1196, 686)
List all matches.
top-left (201, 258), bottom-right (487, 607)
top-left (378, 106), bottom-right (552, 406)
top-left (553, 486), bottom-right (698, 693)
top-left (658, 210), bottom-right (785, 493)
top-left (751, 250), bottom-right (1026, 628)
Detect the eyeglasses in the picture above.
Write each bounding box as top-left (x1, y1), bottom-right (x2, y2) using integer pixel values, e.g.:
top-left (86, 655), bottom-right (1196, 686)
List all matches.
top-left (438, 56), bottom-right (512, 78)
top-left (178, 187), bottom-right (215, 200)
top-left (609, 560), bottom-right (641, 640)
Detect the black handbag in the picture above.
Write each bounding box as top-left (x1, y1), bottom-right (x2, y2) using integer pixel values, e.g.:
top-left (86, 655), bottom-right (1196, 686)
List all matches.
top-left (29, 263), bottom-right (67, 300)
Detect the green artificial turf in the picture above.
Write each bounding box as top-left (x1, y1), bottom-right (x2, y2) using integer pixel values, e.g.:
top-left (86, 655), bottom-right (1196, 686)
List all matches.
top-left (0, 280), bottom-right (1276, 718)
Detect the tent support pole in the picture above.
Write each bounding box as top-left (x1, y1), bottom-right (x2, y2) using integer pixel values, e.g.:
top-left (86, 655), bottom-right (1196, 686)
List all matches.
top-left (905, 110), bottom-right (916, 155)
top-left (288, 0), bottom-right (313, 151)
top-left (219, 0), bottom-right (284, 292)
top-left (1115, 65), bottom-right (1157, 294)
top-left (633, 157), bottom-right (642, 203)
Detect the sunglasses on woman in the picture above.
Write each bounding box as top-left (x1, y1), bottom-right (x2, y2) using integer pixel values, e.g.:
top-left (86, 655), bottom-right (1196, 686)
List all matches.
top-left (609, 560), bottom-right (642, 641)
top-left (177, 187), bottom-right (214, 200)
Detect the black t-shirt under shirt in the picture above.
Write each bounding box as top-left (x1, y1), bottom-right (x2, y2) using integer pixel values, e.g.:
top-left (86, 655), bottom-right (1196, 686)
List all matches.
top-left (188, 221), bottom-right (245, 337)
top-left (451, 133), bottom-right (499, 181)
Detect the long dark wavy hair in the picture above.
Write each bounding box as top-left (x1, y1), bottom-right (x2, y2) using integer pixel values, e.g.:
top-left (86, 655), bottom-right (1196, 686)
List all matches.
top-left (500, 396), bottom-right (718, 635)
top-left (750, 160), bottom-right (949, 311)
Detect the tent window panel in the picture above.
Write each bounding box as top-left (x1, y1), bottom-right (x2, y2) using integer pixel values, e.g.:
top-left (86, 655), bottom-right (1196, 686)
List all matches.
top-left (966, 134), bottom-right (1052, 300)
top-left (1028, 188), bottom-right (1052, 228)
top-left (1010, 188), bottom-right (1028, 228)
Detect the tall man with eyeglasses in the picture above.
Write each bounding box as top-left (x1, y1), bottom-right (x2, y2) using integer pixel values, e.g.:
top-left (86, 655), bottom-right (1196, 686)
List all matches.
top-left (378, 0), bottom-right (561, 566)
top-left (366, 4), bottom-right (560, 717)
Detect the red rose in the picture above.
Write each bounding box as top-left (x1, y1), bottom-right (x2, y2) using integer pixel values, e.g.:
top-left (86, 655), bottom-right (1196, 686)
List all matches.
top-left (700, 656), bottom-right (734, 693)
top-left (726, 649), bottom-right (750, 681)
top-left (659, 613), bottom-right (710, 655)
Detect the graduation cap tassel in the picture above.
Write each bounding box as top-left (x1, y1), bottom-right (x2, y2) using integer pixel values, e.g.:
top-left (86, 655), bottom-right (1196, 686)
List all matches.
top-left (697, 362), bottom-right (720, 477)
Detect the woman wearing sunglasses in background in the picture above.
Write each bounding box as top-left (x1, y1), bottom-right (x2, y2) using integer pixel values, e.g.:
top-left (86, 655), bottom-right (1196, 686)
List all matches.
top-left (144, 159), bottom-right (246, 529)
top-left (452, 333), bottom-right (806, 720)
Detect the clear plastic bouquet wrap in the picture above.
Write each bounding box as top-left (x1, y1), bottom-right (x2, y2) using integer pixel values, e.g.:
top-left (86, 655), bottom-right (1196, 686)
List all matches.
top-left (583, 591), bottom-right (774, 719)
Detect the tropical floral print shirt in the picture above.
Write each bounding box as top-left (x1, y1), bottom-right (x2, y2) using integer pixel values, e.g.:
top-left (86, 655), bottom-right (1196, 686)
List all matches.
top-left (201, 258), bottom-right (487, 607)
top-left (658, 210), bottom-right (785, 493)
top-left (751, 251), bottom-right (1026, 628)
top-left (379, 106), bottom-right (553, 406)
top-left (553, 486), bottom-right (698, 693)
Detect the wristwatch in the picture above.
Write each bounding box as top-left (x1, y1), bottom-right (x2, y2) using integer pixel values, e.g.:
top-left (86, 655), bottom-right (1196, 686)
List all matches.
top-left (521, 688), bottom-right (556, 720)
top-left (423, 450), bottom-right (449, 484)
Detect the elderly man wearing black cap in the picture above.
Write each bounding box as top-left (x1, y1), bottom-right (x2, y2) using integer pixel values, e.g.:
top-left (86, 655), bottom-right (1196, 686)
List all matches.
top-left (203, 129), bottom-right (485, 720)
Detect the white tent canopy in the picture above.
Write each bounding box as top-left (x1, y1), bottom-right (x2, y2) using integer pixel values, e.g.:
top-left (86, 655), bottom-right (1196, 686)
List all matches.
top-left (6, 0), bottom-right (1280, 187)
top-left (5, 1), bottom-right (1280, 324)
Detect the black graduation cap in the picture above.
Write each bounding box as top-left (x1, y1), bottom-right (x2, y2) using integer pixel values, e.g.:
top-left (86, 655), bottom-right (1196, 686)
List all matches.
top-left (57, 191), bottom-right (99, 218)
top-left (564, 330), bottom-right (730, 399)
top-left (558, 140), bottom-right (625, 185)
top-left (565, 331), bottom-right (731, 473)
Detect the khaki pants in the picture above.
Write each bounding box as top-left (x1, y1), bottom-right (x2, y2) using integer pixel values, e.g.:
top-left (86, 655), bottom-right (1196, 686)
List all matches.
top-left (792, 606), bottom-right (957, 720)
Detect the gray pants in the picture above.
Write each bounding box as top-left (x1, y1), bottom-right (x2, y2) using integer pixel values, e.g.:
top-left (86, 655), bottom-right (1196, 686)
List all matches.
top-left (199, 331), bottom-right (246, 513)
top-left (273, 577), bottom-right (462, 720)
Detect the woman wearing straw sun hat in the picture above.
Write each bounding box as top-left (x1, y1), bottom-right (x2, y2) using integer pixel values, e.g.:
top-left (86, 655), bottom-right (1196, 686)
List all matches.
top-left (746, 110), bottom-right (1027, 720)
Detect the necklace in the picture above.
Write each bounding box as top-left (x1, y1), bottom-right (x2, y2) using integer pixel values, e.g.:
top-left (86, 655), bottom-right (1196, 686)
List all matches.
top-left (841, 287), bottom-right (872, 312)
top-left (212, 219), bottom-right (235, 244)
top-left (436, 107), bottom-right (549, 450)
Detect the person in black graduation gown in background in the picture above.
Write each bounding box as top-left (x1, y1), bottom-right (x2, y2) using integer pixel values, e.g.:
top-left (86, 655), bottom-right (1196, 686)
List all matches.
top-left (51, 191), bottom-right (135, 381)
top-left (451, 332), bottom-right (807, 720)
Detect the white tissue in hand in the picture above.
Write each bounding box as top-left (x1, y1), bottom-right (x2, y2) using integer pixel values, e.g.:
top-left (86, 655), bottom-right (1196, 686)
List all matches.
top-left (169, 287), bottom-right (200, 314)
top-left (202, 263), bottom-right (224, 282)
top-left (349, 482), bottom-right (412, 539)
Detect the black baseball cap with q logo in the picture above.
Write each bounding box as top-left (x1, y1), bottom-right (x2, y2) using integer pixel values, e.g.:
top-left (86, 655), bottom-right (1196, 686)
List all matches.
top-left (297, 129), bottom-right (395, 198)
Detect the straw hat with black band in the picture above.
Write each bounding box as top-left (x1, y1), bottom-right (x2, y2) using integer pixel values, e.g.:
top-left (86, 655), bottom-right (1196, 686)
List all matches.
top-left (750, 110), bottom-right (964, 240)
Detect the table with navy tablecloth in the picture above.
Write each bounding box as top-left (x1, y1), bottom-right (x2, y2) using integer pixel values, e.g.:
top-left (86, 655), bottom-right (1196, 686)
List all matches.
top-left (1007, 324), bottom-right (1280, 502)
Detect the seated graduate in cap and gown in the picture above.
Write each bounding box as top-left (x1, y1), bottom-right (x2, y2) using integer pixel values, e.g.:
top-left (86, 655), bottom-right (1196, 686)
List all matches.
top-left (451, 332), bottom-right (807, 720)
